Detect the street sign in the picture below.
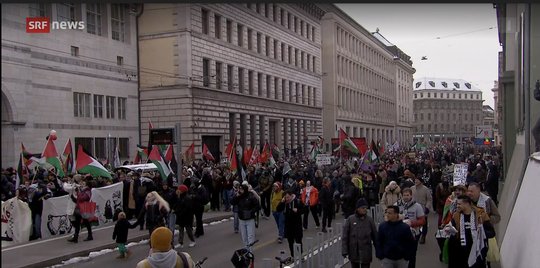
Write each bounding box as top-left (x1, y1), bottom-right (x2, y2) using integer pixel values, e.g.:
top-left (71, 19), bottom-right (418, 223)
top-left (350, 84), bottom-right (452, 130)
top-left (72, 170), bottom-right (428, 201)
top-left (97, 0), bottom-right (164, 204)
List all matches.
top-left (475, 125), bottom-right (493, 139)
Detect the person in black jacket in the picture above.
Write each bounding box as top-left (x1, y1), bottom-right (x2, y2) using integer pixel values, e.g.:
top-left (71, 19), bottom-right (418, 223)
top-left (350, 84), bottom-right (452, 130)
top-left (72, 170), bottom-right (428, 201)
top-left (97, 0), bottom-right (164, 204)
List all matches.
top-left (231, 184), bottom-right (260, 252)
top-left (112, 212), bottom-right (136, 258)
top-left (376, 205), bottom-right (415, 268)
top-left (319, 178), bottom-right (334, 233)
top-left (191, 178), bottom-right (209, 238)
top-left (277, 189), bottom-right (305, 258)
top-left (174, 185), bottom-right (196, 248)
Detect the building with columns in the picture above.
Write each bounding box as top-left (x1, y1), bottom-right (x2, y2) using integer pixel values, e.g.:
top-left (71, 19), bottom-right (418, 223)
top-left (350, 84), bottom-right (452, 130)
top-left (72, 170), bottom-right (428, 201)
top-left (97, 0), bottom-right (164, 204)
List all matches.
top-left (319, 5), bottom-right (414, 151)
top-left (412, 77), bottom-right (484, 143)
top-left (1, 3), bottom-right (138, 169)
top-left (138, 3), bottom-right (325, 159)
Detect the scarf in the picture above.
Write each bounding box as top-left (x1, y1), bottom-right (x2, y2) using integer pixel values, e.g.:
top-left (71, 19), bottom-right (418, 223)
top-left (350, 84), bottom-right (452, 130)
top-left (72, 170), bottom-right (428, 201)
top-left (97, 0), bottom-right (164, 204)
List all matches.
top-left (460, 210), bottom-right (487, 266)
top-left (305, 186), bottom-right (312, 205)
top-left (476, 193), bottom-right (489, 212)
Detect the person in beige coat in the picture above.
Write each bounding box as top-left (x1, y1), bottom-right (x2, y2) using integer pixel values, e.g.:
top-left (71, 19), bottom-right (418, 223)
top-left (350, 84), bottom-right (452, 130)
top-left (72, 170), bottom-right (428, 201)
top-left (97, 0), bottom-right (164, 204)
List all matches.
top-left (380, 181), bottom-right (402, 210)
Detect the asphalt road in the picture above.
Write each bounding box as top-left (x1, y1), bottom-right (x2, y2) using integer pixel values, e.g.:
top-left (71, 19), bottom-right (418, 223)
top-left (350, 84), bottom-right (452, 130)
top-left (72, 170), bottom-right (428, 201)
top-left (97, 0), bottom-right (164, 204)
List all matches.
top-left (60, 212), bottom-right (448, 268)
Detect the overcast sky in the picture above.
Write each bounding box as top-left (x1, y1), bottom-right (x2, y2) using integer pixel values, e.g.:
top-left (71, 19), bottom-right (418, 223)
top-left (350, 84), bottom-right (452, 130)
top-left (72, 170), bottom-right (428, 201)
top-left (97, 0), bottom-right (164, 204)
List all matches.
top-left (337, 4), bottom-right (500, 107)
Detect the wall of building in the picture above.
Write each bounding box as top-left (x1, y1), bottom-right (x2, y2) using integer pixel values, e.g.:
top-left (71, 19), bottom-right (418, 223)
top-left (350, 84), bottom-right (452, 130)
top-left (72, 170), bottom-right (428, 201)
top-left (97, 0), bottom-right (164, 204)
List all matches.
top-left (1, 3), bottom-right (138, 168)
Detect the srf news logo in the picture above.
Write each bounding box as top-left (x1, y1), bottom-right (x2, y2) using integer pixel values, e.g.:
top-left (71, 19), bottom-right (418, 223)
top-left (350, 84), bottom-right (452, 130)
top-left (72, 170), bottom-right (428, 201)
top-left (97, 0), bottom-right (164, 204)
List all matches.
top-left (26, 17), bottom-right (85, 33)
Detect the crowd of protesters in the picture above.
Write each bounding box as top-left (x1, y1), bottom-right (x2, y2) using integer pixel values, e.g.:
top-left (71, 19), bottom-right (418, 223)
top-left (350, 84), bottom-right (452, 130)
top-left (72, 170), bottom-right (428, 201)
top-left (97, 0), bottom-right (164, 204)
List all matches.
top-left (1, 141), bottom-right (504, 266)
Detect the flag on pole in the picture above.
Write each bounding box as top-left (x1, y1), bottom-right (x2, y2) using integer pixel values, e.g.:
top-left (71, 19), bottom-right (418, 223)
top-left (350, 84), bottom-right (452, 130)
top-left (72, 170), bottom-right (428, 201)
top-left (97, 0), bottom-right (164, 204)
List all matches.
top-left (184, 142), bottom-right (195, 164)
top-left (371, 140), bottom-right (380, 158)
top-left (202, 143), bottom-right (216, 162)
top-left (113, 145), bottom-right (121, 168)
top-left (243, 146), bottom-right (253, 166)
top-left (148, 146), bottom-right (171, 181)
top-left (259, 143), bottom-right (270, 164)
top-left (249, 145), bottom-right (260, 166)
top-left (163, 144), bottom-right (178, 175)
top-left (76, 145), bottom-right (112, 178)
top-left (339, 128), bottom-right (360, 154)
top-left (62, 138), bottom-right (76, 175)
top-left (230, 148), bottom-right (238, 174)
top-left (42, 137), bottom-right (65, 177)
top-left (147, 119), bottom-right (154, 158)
top-left (225, 138), bottom-right (236, 160)
top-left (134, 145), bottom-right (148, 164)
top-left (16, 151), bottom-right (26, 189)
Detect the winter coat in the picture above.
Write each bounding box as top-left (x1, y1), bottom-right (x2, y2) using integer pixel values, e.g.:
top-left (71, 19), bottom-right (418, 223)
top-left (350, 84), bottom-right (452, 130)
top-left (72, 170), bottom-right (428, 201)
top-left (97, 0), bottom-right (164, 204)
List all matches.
top-left (174, 193), bottom-right (194, 226)
top-left (300, 186), bottom-right (319, 207)
top-left (380, 185), bottom-right (402, 210)
top-left (231, 192), bottom-right (260, 220)
top-left (137, 202), bottom-right (169, 231)
top-left (342, 213), bottom-right (378, 263)
top-left (318, 185), bottom-right (334, 209)
top-left (341, 183), bottom-right (361, 218)
top-left (277, 197), bottom-right (304, 239)
top-left (270, 190), bottom-right (283, 212)
top-left (375, 220), bottom-right (415, 261)
top-left (363, 180), bottom-right (379, 207)
top-left (112, 218), bottom-right (136, 243)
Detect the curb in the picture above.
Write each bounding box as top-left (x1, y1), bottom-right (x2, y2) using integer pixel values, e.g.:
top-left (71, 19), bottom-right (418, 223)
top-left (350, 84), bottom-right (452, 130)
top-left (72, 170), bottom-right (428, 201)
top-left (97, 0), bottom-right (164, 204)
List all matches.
top-left (26, 214), bottom-right (233, 268)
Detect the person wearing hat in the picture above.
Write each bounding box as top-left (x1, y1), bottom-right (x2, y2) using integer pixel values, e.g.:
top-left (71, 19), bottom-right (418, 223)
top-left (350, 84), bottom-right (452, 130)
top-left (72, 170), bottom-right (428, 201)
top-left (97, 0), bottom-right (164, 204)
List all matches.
top-left (136, 227), bottom-right (195, 268)
top-left (411, 176), bottom-right (433, 244)
top-left (342, 198), bottom-right (378, 268)
top-left (174, 184), bottom-right (196, 248)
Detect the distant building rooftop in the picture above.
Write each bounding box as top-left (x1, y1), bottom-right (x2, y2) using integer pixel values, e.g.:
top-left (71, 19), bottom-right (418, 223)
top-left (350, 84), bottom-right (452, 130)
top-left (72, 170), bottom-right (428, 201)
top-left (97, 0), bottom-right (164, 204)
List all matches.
top-left (413, 77), bottom-right (481, 91)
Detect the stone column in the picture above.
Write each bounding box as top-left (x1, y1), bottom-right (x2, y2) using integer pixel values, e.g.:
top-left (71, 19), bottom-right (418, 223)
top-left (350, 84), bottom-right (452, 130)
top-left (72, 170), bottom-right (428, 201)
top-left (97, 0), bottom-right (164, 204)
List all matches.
top-left (250, 114), bottom-right (257, 148)
top-left (283, 118), bottom-right (289, 155)
top-left (259, 115), bottom-right (266, 149)
top-left (240, 114), bottom-right (247, 148)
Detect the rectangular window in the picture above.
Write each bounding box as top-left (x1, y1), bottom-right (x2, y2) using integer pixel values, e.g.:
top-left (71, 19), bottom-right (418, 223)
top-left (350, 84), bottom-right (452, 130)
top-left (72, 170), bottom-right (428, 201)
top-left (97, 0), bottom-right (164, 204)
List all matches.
top-left (201, 9), bottom-right (209, 34)
top-left (118, 138), bottom-right (129, 159)
top-left (301, 51), bottom-right (305, 69)
top-left (427, 93), bottom-right (431, 98)
top-left (238, 67), bottom-right (244, 92)
top-left (29, 3), bottom-right (47, 17)
top-left (248, 70), bottom-right (254, 95)
top-left (73, 92), bottom-right (90, 118)
top-left (226, 19), bottom-right (232, 43)
top-left (287, 13), bottom-right (291, 29)
top-left (288, 46), bottom-right (292, 64)
top-left (281, 43), bottom-right (285, 62)
top-left (266, 75), bottom-right (271, 98)
top-left (280, 9), bottom-right (285, 26)
top-left (118, 97), bottom-right (126, 120)
top-left (264, 4), bottom-right (269, 17)
top-left (294, 49), bottom-right (299, 66)
top-left (93, 94), bottom-right (103, 118)
top-left (214, 14), bottom-right (221, 39)
top-left (71, 46), bottom-right (79, 57)
top-left (117, 56), bottom-right (123, 66)
top-left (237, 24), bottom-right (244, 47)
top-left (202, 58), bottom-right (210, 87)
top-left (256, 3), bottom-right (261, 13)
top-left (57, 3), bottom-right (75, 21)
top-left (311, 27), bottom-right (315, 41)
top-left (306, 23), bottom-right (311, 40)
top-left (215, 61), bottom-right (222, 89)
top-left (106, 96), bottom-right (116, 119)
top-left (273, 5), bottom-right (278, 21)
top-left (274, 77), bottom-right (279, 99)
top-left (257, 72), bottom-right (263, 96)
top-left (227, 64), bottom-right (234, 91)
top-left (247, 28), bottom-right (253, 50)
top-left (300, 21), bottom-right (304, 36)
top-left (282, 80), bottom-right (286, 101)
top-left (111, 4), bottom-right (125, 42)
top-left (95, 138), bottom-right (106, 160)
top-left (86, 3), bottom-right (102, 35)
top-left (293, 16), bottom-right (297, 32)
top-left (265, 36), bottom-right (270, 56)
top-left (312, 56), bottom-right (316, 72)
top-left (257, 32), bottom-right (262, 54)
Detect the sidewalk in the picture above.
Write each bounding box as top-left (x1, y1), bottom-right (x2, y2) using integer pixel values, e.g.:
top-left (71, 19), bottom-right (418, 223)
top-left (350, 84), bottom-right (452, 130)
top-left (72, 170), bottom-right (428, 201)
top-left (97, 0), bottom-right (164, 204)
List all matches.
top-left (1, 211), bottom-right (232, 268)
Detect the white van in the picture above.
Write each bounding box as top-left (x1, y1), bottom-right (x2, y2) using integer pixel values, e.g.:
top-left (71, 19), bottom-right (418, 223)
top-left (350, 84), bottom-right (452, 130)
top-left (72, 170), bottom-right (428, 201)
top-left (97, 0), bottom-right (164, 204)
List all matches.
top-left (114, 163), bottom-right (158, 173)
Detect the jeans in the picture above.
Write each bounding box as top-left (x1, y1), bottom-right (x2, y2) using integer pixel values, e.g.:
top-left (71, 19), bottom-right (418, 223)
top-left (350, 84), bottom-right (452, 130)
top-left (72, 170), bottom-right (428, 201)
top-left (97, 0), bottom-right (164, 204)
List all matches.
top-left (408, 233), bottom-right (421, 268)
top-left (238, 219), bottom-right (256, 251)
top-left (421, 216), bottom-right (428, 237)
top-left (350, 262), bottom-right (371, 268)
top-left (178, 223), bottom-right (195, 245)
top-left (33, 213), bottom-right (42, 239)
top-left (167, 212), bottom-right (176, 233)
top-left (382, 258), bottom-right (408, 268)
top-left (222, 189), bottom-right (232, 210)
top-left (272, 211), bottom-right (285, 238)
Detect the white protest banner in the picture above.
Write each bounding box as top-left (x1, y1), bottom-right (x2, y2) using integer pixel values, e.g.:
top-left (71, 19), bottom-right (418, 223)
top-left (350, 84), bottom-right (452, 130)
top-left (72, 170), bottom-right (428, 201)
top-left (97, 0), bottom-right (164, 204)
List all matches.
top-left (40, 195), bottom-right (73, 239)
top-left (453, 163), bottom-right (469, 186)
top-left (316, 154), bottom-right (332, 166)
top-left (1, 197), bottom-right (32, 247)
top-left (90, 182), bottom-right (123, 225)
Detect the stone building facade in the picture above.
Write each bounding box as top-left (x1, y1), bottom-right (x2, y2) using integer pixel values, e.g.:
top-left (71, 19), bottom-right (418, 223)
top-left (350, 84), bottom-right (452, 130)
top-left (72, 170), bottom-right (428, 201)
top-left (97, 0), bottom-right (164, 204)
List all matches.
top-left (1, 3), bottom-right (138, 168)
top-left (319, 5), bottom-right (414, 151)
top-left (138, 3), bottom-right (325, 159)
top-left (412, 77), bottom-right (484, 143)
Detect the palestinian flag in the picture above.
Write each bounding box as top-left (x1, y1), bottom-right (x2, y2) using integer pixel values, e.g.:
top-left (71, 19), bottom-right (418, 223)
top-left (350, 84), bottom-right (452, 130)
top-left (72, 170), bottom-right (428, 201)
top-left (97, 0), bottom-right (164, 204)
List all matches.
top-left (42, 137), bottom-right (65, 177)
top-left (184, 142), bottom-right (195, 164)
top-left (225, 138), bottom-right (236, 160)
top-left (230, 148), bottom-right (238, 174)
top-left (21, 143), bottom-right (41, 167)
top-left (202, 143), bottom-right (215, 162)
top-left (164, 144), bottom-right (178, 175)
top-left (310, 143), bottom-right (321, 160)
top-left (134, 145), bottom-right (148, 164)
top-left (371, 140), bottom-right (380, 158)
top-left (62, 138), bottom-right (76, 175)
top-left (339, 128), bottom-right (360, 154)
top-left (76, 145), bottom-right (112, 179)
top-left (148, 146), bottom-right (171, 181)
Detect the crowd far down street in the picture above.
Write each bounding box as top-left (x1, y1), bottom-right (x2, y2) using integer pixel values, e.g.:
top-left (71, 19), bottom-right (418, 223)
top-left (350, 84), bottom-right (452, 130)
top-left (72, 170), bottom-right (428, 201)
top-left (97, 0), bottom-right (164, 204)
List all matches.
top-left (1, 129), bottom-right (504, 268)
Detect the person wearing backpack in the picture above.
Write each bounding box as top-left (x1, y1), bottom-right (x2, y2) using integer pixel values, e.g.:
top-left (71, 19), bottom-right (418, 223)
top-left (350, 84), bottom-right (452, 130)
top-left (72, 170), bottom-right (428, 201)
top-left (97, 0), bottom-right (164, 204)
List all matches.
top-left (136, 227), bottom-right (195, 268)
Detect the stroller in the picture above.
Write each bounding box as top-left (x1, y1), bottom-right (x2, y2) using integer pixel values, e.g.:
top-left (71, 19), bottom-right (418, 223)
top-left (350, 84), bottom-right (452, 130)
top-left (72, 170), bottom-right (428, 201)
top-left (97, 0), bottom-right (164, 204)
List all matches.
top-left (231, 240), bottom-right (259, 268)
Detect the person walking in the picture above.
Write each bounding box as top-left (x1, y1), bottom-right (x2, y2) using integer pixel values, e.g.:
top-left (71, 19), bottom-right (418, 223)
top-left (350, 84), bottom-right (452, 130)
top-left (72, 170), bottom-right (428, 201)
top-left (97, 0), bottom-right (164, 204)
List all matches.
top-left (342, 198), bottom-right (378, 268)
top-left (466, 183), bottom-right (500, 225)
top-left (410, 177), bottom-right (432, 244)
top-left (191, 178), bottom-right (209, 238)
top-left (319, 177), bottom-right (335, 233)
top-left (277, 189), bottom-right (305, 258)
top-left (258, 169), bottom-right (273, 219)
top-left (135, 191), bottom-right (171, 237)
top-left (174, 185), bottom-right (196, 248)
top-left (136, 227), bottom-right (195, 268)
top-left (395, 188), bottom-right (425, 268)
top-left (67, 179), bottom-right (93, 243)
top-left (231, 183), bottom-right (260, 252)
top-left (112, 212), bottom-right (136, 259)
top-left (270, 182), bottom-right (285, 243)
top-left (231, 180), bottom-right (241, 233)
top-left (375, 205), bottom-right (416, 268)
top-left (380, 181), bottom-right (402, 210)
top-left (300, 180), bottom-right (320, 230)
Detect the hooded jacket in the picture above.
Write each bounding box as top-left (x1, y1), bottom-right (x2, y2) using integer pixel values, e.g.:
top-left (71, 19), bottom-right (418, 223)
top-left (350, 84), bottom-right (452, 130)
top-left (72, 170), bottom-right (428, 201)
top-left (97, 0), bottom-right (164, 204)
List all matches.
top-left (380, 184), bottom-right (402, 209)
top-left (136, 250), bottom-right (194, 268)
